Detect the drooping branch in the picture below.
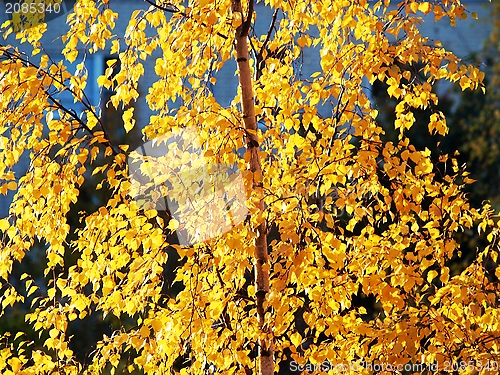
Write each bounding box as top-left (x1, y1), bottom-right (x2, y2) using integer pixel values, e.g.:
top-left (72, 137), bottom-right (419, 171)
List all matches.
top-left (0, 46), bottom-right (119, 155)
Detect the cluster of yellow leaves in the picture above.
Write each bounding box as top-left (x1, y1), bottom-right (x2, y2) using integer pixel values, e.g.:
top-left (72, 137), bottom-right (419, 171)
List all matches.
top-left (0, 0), bottom-right (498, 374)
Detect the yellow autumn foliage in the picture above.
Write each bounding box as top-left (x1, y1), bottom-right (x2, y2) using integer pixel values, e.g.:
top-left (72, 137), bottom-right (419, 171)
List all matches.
top-left (0, 0), bottom-right (498, 374)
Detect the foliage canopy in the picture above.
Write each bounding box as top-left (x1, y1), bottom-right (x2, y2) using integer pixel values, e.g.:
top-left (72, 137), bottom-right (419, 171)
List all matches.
top-left (0, 0), bottom-right (499, 374)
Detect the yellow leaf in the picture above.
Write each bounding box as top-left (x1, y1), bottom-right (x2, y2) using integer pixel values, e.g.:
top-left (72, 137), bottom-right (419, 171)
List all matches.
top-left (418, 2), bottom-right (431, 14)
top-left (206, 12), bottom-right (218, 25)
top-left (49, 328), bottom-right (58, 338)
top-left (8, 357), bottom-right (22, 373)
top-left (297, 36), bottom-right (308, 48)
top-left (27, 285), bottom-right (37, 297)
top-left (139, 326), bottom-right (150, 338)
top-left (167, 218), bottom-right (179, 231)
top-left (387, 84), bottom-right (401, 98)
top-left (439, 267), bottom-right (450, 284)
top-left (151, 319), bottom-right (162, 332)
top-left (97, 75), bottom-right (111, 88)
top-left (427, 270), bottom-right (438, 283)
top-left (123, 107), bottom-right (135, 133)
top-left (290, 332), bottom-right (302, 347)
top-left (0, 219), bottom-right (10, 232)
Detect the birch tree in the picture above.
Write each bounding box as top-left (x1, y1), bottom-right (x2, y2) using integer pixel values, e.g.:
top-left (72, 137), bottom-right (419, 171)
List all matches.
top-left (0, 0), bottom-right (499, 374)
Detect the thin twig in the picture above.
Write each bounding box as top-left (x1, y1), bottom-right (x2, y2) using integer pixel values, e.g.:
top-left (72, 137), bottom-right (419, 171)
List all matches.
top-left (144, 0), bottom-right (228, 39)
top-left (259, 8), bottom-right (279, 57)
top-left (144, 0), bottom-right (179, 13)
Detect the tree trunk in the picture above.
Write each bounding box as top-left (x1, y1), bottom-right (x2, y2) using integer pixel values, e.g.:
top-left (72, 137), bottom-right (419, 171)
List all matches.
top-left (230, 0), bottom-right (274, 374)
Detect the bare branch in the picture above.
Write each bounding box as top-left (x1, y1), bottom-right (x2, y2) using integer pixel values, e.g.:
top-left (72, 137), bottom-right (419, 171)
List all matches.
top-left (240, 0), bottom-right (254, 37)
